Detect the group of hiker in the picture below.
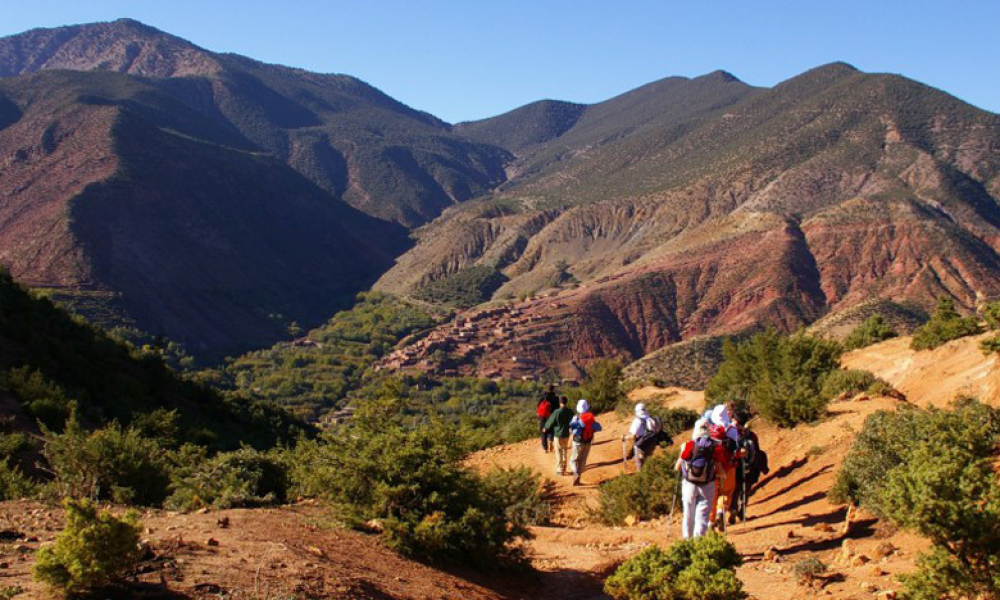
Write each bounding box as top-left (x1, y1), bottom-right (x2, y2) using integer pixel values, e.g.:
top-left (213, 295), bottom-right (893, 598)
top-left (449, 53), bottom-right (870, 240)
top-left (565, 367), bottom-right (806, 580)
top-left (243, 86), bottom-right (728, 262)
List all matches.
top-left (536, 385), bottom-right (769, 537)
top-left (537, 385), bottom-right (602, 486)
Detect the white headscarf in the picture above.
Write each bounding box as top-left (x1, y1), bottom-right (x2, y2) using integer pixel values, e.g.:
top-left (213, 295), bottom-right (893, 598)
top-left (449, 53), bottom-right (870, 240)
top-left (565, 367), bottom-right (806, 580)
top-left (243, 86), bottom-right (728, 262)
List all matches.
top-left (576, 399), bottom-right (590, 414)
top-left (692, 417), bottom-right (709, 440)
top-left (634, 403), bottom-right (649, 418)
top-left (710, 404), bottom-right (731, 428)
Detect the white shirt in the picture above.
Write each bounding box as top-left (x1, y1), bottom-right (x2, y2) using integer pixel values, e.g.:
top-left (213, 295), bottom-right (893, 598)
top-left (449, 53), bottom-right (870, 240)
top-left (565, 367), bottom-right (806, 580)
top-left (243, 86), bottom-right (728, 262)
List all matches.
top-left (630, 416), bottom-right (648, 437)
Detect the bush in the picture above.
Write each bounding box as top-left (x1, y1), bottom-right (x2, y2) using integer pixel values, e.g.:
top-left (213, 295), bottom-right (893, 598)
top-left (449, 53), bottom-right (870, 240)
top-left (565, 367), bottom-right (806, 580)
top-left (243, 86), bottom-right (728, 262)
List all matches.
top-left (0, 367), bottom-right (74, 430)
top-left (604, 534), bottom-right (745, 600)
top-left (0, 458), bottom-right (36, 501)
top-left (843, 314), bottom-right (897, 351)
top-left (981, 301), bottom-right (1000, 330)
top-left (34, 499), bottom-right (141, 595)
top-left (290, 423), bottom-right (534, 568)
top-left (792, 557), bottom-right (827, 585)
top-left (582, 359), bottom-right (626, 414)
top-left (706, 331), bottom-right (842, 427)
top-left (910, 296), bottom-right (981, 351)
top-left (831, 399), bottom-right (1000, 598)
top-left (594, 451), bottom-right (680, 525)
top-left (830, 399), bottom-right (1000, 513)
top-left (820, 369), bottom-right (896, 399)
top-left (981, 334), bottom-right (1000, 356)
top-left (166, 447), bottom-right (289, 511)
top-left (40, 417), bottom-right (172, 506)
top-left (481, 466), bottom-right (554, 527)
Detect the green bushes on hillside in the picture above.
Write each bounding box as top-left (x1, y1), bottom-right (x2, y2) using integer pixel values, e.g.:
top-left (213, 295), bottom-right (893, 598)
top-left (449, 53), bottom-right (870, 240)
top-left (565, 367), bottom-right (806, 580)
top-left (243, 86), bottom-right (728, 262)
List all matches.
top-left (166, 447), bottom-right (290, 511)
top-left (831, 399), bottom-right (1000, 599)
top-left (582, 359), bottom-right (626, 414)
top-left (40, 416), bottom-right (173, 506)
top-left (290, 422), bottom-right (541, 568)
top-left (910, 296), bottom-right (981, 351)
top-left (979, 301), bottom-right (1000, 356)
top-left (706, 330), bottom-right (843, 426)
top-left (843, 314), bottom-right (897, 350)
top-left (604, 534), bottom-right (745, 600)
top-left (820, 369), bottom-right (896, 400)
top-left (413, 266), bottom-right (508, 308)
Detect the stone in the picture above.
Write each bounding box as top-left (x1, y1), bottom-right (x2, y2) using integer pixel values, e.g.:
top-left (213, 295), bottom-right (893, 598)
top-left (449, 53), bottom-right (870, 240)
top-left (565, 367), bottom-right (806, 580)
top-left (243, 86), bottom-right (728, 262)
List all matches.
top-left (877, 591), bottom-right (898, 600)
top-left (874, 541), bottom-right (897, 558)
top-left (763, 547), bottom-right (781, 562)
top-left (306, 546), bottom-right (326, 558)
top-left (851, 554), bottom-right (871, 567)
top-left (365, 519), bottom-right (385, 533)
top-left (840, 539), bottom-right (855, 562)
top-left (859, 581), bottom-right (879, 593)
top-left (814, 523), bottom-right (834, 533)
top-left (206, 538), bottom-right (220, 547)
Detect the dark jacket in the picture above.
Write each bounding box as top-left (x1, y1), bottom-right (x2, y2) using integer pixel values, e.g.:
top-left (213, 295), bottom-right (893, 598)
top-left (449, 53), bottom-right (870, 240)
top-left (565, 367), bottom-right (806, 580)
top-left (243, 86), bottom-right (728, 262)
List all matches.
top-left (544, 407), bottom-right (575, 438)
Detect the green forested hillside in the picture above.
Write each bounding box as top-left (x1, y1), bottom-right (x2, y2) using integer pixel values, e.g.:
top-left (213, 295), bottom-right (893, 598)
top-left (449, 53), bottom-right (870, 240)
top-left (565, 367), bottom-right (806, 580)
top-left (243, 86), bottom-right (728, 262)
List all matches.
top-left (0, 270), bottom-right (307, 450)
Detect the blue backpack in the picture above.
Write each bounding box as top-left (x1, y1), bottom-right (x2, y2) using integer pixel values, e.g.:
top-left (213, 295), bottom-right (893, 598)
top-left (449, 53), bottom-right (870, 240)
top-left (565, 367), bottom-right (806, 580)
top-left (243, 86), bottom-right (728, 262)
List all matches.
top-left (683, 436), bottom-right (717, 484)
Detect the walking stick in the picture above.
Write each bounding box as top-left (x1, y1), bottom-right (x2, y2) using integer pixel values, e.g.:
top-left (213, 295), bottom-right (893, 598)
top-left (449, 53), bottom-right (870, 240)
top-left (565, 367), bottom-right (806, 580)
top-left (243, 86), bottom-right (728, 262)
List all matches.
top-left (621, 435), bottom-right (628, 474)
top-left (667, 473), bottom-right (681, 530)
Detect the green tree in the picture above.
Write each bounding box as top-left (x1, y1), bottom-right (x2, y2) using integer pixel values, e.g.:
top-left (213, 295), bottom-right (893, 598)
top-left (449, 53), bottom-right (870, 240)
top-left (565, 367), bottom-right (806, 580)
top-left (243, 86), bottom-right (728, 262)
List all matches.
top-left (706, 331), bottom-right (842, 427)
top-left (582, 359), bottom-right (626, 414)
top-left (843, 314), bottom-right (897, 350)
top-left (911, 296), bottom-right (981, 351)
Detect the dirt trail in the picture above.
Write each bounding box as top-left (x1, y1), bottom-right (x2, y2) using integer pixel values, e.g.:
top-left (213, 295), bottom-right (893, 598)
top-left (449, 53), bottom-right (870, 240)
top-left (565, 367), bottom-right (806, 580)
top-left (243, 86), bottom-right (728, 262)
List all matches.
top-left (469, 387), bottom-right (924, 600)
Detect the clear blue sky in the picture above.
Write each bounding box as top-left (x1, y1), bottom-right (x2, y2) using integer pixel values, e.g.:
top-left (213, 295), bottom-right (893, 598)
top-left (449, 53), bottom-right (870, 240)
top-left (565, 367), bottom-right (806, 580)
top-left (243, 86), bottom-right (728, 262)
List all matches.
top-left (3, 1), bottom-right (998, 123)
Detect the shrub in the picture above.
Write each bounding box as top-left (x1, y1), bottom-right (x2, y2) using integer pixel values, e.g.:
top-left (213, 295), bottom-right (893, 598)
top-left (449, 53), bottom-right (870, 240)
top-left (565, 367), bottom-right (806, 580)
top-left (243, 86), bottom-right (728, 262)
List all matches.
top-left (830, 399), bottom-right (1000, 513)
top-left (290, 423), bottom-right (533, 568)
top-left (34, 499), bottom-right (141, 595)
top-left (981, 334), bottom-right (1000, 356)
top-left (604, 534), bottom-right (745, 600)
top-left (413, 266), bottom-right (508, 308)
top-left (481, 466), bottom-right (554, 527)
top-left (792, 557), bottom-right (827, 585)
top-left (0, 458), bottom-right (36, 501)
top-left (843, 314), bottom-right (897, 351)
top-left (910, 296), bottom-right (981, 351)
top-left (40, 417), bottom-right (172, 506)
top-left (981, 301), bottom-right (1000, 330)
top-left (820, 369), bottom-right (896, 399)
top-left (582, 359), bottom-right (626, 414)
top-left (831, 399), bottom-right (1000, 598)
top-left (594, 451), bottom-right (681, 525)
top-left (166, 447), bottom-right (289, 511)
top-left (706, 331), bottom-right (842, 427)
top-left (0, 367), bottom-right (74, 430)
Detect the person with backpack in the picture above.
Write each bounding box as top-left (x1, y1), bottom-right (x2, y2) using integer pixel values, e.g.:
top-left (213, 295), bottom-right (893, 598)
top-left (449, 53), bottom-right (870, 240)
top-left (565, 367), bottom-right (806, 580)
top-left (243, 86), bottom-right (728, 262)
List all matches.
top-left (728, 408), bottom-right (769, 523)
top-left (709, 423), bottom-right (740, 531)
top-left (569, 399), bottom-right (602, 486)
top-left (675, 418), bottom-right (727, 538)
top-left (627, 403), bottom-right (664, 470)
top-left (544, 396), bottom-right (575, 476)
top-left (537, 384), bottom-right (559, 452)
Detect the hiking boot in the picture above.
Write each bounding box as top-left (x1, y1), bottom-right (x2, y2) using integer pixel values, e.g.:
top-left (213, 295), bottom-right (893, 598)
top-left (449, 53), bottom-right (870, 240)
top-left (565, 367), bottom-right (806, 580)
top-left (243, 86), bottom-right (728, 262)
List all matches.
top-left (572, 475), bottom-right (581, 486)
top-left (728, 514), bottom-right (737, 526)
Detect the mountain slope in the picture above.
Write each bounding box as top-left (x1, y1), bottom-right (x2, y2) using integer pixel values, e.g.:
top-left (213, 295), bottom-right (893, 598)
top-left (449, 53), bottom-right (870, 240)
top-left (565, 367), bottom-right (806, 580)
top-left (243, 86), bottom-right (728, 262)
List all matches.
top-left (0, 19), bottom-right (512, 227)
top-left (0, 69), bottom-right (409, 358)
top-left (377, 64), bottom-right (1000, 379)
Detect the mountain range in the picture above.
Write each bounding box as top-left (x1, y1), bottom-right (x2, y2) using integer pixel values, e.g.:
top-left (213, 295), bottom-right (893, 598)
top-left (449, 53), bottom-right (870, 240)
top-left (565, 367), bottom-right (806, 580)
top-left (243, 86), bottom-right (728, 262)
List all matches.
top-left (1, 19), bottom-right (999, 370)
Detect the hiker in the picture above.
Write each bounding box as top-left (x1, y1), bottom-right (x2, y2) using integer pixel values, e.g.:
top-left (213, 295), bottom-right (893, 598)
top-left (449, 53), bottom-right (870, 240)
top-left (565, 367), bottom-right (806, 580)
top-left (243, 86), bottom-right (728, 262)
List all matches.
top-left (569, 399), bottom-right (602, 486)
top-left (728, 408), bottom-right (769, 523)
top-left (544, 396), bottom-right (575, 476)
top-left (709, 423), bottom-right (740, 530)
top-left (676, 418), bottom-right (726, 538)
top-left (537, 384), bottom-right (559, 452)
top-left (626, 402), bottom-right (666, 470)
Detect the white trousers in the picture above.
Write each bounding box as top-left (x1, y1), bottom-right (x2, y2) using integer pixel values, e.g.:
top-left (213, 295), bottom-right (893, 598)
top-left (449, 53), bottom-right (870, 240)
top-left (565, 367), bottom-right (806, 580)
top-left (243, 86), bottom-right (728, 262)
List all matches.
top-left (681, 479), bottom-right (716, 539)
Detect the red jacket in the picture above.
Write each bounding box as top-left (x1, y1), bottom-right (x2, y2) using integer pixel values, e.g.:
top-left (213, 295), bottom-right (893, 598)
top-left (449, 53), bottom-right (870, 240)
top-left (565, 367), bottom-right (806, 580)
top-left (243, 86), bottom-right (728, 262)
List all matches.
top-left (680, 439), bottom-right (729, 467)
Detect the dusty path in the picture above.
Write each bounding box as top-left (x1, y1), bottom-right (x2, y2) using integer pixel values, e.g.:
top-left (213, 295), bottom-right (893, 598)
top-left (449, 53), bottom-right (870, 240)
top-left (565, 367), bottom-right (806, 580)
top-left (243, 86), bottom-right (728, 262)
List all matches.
top-left (469, 387), bottom-right (922, 600)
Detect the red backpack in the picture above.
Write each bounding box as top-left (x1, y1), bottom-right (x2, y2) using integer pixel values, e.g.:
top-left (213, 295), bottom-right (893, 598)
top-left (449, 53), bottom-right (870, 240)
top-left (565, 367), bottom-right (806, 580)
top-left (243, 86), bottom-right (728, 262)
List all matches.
top-left (574, 412), bottom-right (596, 443)
top-left (536, 399), bottom-right (553, 419)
